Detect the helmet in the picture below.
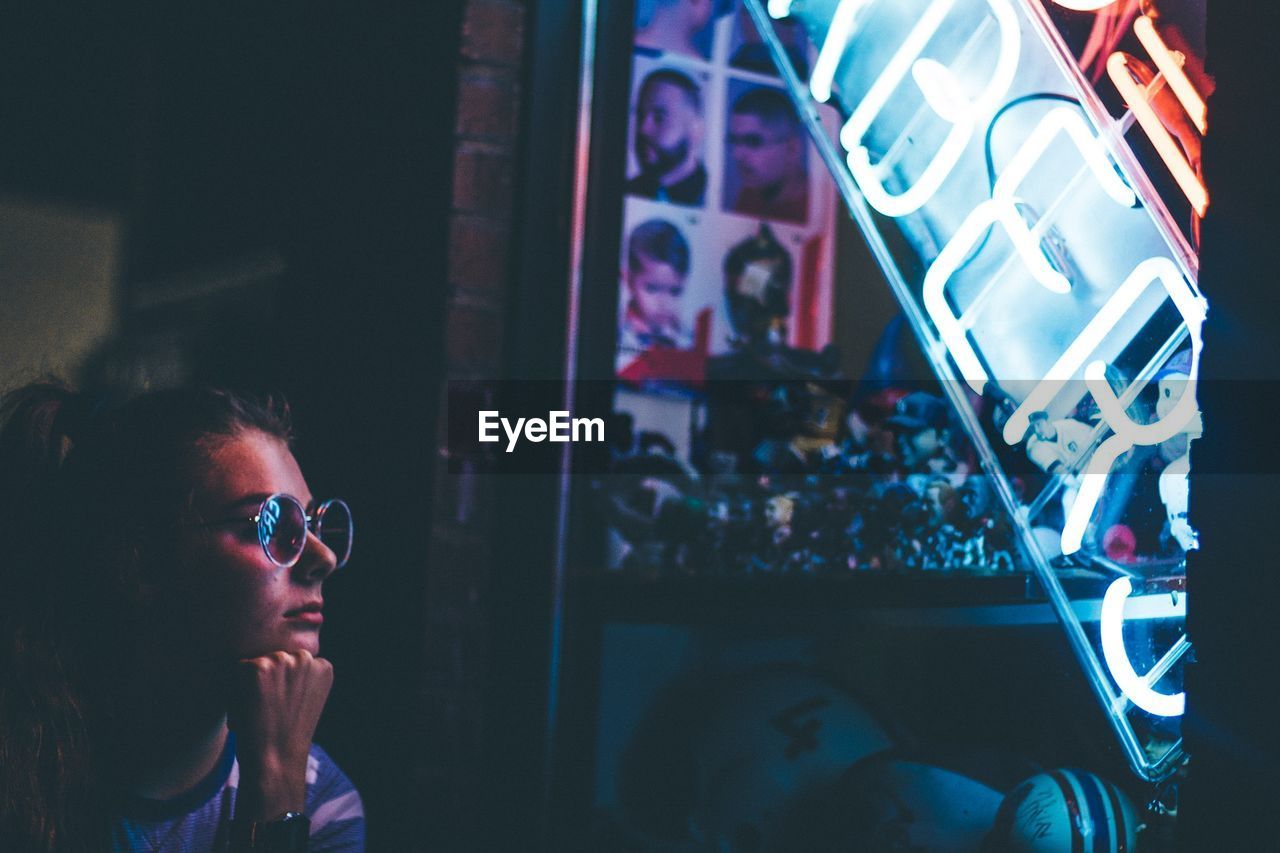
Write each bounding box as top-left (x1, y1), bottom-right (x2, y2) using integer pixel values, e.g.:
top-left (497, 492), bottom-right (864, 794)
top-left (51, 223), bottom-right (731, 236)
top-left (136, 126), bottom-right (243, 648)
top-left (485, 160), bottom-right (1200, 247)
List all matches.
top-left (986, 769), bottom-right (1142, 852)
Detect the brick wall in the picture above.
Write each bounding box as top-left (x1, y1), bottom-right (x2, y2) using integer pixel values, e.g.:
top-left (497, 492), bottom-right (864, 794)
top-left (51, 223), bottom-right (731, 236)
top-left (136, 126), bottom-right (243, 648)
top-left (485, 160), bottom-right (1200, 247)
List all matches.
top-left (423, 0), bottom-right (527, 847)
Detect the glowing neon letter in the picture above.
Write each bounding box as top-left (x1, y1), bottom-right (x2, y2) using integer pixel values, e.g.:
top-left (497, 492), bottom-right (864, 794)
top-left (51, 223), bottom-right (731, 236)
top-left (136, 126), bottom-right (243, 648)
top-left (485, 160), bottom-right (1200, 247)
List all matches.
top-left (1133, 15), bottom-right (1206, 134)
top-left (1051, 0), bottom-right (1117, 10)
top-left (767, 0), bottom-right (796, 18)
top-left (1053, 258), bottom-right (1206, 554)
top-left (1005, 258), bottom-right (1194, 444)
top-left (923, 198), bottom-right (1069, 394)
top-left (1100, 577), bottom-right (1186, 717)
top-left (992, 106), bottom-right (1136, 209)
top-left (993, 104), bottom-right (1146, 445)
top-left (839, 0), bottom-right (1021, 217)
top-left (807, 0), bottom-right (871, 104)
top-left (925, 108), bottom-right (1135, 397)
top-left (1107, 52), bottom-right (1208, 215)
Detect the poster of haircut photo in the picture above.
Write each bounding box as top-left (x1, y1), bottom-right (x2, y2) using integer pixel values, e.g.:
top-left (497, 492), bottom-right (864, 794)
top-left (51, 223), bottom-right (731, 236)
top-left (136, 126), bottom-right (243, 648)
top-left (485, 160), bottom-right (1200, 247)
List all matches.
top-left (632, 0), bottom-right (731, 61)
top-left (726, 1), bottom-right (810, 79)
top-left (614, 207), bottom-right (834, 386)
top-left (615, 199), bottom-right (715, 383)
top-left (625, 55), bottom-right (712, 208)
top-left (710, 217), bottom-right (834, 359)
top-left (721, 78), bottom-right (810, 225)
top-left (615, 1), bottom-right (839, 393)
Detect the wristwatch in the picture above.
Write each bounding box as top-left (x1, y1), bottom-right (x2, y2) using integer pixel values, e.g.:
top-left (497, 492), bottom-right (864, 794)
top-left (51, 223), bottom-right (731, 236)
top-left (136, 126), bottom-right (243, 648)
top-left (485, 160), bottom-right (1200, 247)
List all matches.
top-left (230, 811), bottom-right (310, 852)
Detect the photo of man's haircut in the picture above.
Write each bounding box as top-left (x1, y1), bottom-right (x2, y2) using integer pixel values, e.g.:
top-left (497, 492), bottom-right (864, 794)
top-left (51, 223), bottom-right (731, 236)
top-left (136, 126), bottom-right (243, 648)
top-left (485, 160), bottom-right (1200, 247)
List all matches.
top-left (725, 85), bottom-right (808, 224)
top-left (627, 68), bottom-right (708, 207)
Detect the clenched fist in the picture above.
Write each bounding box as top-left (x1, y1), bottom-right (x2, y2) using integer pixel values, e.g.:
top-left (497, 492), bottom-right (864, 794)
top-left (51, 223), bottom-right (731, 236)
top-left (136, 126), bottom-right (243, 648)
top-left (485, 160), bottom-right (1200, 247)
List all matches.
top-left (229, 649), bottom-right (334, 821)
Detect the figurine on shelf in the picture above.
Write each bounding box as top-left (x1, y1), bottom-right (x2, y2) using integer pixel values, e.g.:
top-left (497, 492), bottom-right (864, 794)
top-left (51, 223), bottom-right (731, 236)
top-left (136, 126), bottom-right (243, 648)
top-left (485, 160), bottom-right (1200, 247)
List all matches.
top-left (1021, 409), bottom-right (1095, 537)
top-left (1154, 349), bottom-right (1200, 552)
top-left (598, 422), bottom-right (705, 575)
top-left (750, 380), bottom-right (851, 475)
top-left (765, 492), bottom-right (796, 547)
top-left (884, 391), bottom-right (959, 477)
top-left (1024, 410), bottom-right (1095, 474)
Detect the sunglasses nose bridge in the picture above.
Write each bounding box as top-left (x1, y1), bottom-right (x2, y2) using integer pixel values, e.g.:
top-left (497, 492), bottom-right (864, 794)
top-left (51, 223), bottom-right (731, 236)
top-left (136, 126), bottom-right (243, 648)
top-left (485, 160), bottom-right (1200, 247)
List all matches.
top-left (299, 527), bottom-right (341, 576)
top-left (313, 500), bottom-right (353, 569)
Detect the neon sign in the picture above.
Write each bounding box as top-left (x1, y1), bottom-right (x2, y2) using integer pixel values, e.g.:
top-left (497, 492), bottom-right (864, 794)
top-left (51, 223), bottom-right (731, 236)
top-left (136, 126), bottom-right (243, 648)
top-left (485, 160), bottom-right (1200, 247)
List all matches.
top-left (1051, 0), bottom-right (1116, 10)
top-left (1108, 16), bottom-right (1208, 216)
top-left (747, 0), bottom-right (1204, 780)
top-left (1101, 576), bottom-right (1186, 718)
top-left (926, 106), bottom-right (1138, 401)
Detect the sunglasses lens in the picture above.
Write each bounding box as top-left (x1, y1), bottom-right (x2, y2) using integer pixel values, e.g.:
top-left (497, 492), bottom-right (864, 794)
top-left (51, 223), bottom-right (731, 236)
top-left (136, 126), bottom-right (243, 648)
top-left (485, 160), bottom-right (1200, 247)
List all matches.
top-left (317, 500), bottom-right (353, 568)
top-left (259, 495), bottom-right (308, 567)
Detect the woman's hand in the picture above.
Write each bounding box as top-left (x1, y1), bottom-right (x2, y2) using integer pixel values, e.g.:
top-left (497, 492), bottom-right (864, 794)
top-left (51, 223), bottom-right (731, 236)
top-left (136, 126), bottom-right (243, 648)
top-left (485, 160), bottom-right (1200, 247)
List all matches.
top-left (229, 649), bottom-right (334, 820)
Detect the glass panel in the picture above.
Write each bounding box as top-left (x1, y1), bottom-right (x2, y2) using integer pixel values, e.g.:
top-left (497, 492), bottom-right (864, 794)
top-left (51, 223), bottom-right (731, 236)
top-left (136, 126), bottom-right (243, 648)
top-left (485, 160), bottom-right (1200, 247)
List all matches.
top-left (605, 1), bottom-right (1038, 584)
top-left (741, 0), bottom-right (1207, 782)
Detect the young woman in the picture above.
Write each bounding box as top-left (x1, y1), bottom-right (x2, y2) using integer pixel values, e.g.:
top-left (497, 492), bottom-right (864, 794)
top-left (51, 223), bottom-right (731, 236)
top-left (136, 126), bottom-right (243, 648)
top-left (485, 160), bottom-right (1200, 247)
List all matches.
top-left (0, 383), bottom-right (364, 852)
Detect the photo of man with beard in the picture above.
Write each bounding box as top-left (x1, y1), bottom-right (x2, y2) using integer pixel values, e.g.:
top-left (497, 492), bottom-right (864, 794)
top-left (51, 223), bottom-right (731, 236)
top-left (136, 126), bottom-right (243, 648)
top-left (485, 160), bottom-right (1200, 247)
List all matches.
top-left (626, 68), bottom-right (708, 207)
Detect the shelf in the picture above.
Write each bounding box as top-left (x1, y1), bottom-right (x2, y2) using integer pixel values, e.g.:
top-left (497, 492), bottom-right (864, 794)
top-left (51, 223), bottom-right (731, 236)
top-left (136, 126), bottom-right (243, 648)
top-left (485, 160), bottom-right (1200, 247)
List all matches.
top-left (568, 569), bottom-right (1184, 628)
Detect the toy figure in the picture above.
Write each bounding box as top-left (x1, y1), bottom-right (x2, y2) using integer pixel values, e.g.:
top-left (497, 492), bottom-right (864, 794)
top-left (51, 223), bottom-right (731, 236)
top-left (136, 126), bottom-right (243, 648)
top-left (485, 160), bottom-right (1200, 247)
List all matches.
top-left (765, 492), bottom-right (796, 546)
top-left (1024, 410), bottom-right (1095, 475)
top-left (1154, 350), bottom-right (1200, 551)
top-left (1021, 409), bottom-right (1097, 545)
top-left (599, 425), bottom-right (704, 574)
top-left (750, 380), bottom-right (851, 474)
top-left (884, 391), bottom-right (959, 476)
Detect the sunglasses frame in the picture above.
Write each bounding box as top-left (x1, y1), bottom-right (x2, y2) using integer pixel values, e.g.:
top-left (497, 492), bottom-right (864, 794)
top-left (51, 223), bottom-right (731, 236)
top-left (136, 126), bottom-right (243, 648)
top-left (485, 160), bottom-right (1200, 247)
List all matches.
top-left (249, 493), bottom-right (353, 570)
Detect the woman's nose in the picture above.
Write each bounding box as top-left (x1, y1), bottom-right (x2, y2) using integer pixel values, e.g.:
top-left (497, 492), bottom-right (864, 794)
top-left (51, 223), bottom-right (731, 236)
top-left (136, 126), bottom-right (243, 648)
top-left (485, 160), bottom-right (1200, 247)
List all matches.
top-left (295, 529), bottom-right (339, 582)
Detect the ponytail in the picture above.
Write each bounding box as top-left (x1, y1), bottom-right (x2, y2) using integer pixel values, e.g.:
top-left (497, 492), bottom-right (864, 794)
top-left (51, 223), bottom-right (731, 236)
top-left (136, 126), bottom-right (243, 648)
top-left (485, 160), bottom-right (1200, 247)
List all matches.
top-left (0, 381), bottom-right (107, 852)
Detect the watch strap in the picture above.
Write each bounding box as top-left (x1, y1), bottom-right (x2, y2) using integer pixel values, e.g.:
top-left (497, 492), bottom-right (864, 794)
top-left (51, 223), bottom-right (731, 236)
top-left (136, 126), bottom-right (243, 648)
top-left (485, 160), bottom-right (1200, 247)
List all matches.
top-left (230, 811), bottom-right (310, 852)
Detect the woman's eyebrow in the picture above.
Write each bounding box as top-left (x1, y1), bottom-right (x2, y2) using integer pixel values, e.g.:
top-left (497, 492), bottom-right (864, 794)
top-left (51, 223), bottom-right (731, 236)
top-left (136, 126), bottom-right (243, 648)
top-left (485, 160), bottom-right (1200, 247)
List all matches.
top-left (220, 493), bottom-right (272, 514)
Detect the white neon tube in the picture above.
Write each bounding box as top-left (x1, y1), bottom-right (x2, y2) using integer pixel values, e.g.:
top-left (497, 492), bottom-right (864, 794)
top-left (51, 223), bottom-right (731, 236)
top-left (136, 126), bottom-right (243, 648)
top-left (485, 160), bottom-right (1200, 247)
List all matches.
top-left (767, 0), bottom-right (796, 18)
top-left (1100, 577), bottom-right (1187, 717)
top-left (1060, 431), bottom-right (1127, 554)
top-left (1035, 258), bottom-right (1202, 555)
top-left (912, 58), bottom-right (971, 124)
top-left (1051, 0), bottom-right (1117, 10)
top-left (839, 0), bottom-right (1020, 217)
top-left (1107, 52), bottom-right (1208, 216)
top-left (808, 0), bottom-right (871, 104)
top-left (992, 106), bottom-right (1136, 209)
top-left (1003, 257), bottom-right (1190, 446)
top-left (925, 105), bottom-right (1137, 442)
top-left (1133, 15), bottom-right (1207, 134)
top-left (1086, 266), bottom-right (1205, 447)
top-left (923, 198), bottom-right (1069, 394)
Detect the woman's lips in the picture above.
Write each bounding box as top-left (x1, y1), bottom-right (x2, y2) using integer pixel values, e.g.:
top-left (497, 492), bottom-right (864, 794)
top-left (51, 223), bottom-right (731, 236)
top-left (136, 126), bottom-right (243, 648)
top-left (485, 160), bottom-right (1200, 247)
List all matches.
top-left (284, 603), bottom-right (324, 625)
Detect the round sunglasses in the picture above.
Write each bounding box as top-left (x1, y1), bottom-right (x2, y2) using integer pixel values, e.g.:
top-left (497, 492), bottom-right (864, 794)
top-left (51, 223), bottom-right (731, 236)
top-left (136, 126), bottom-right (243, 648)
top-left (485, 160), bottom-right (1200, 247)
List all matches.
top-left (223, 493), bottom-right (354, 569)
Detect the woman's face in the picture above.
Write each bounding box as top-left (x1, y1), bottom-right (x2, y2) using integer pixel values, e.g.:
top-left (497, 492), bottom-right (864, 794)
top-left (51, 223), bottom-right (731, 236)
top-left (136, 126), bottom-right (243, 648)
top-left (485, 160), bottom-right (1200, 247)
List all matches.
top-left (166, 428), bottom-right (338, 661)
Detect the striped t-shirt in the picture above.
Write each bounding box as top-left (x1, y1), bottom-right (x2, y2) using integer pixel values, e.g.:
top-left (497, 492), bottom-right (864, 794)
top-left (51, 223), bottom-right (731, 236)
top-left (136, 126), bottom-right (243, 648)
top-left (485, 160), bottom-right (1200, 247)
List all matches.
top-left (111, 733), bottom-right (365, 852)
